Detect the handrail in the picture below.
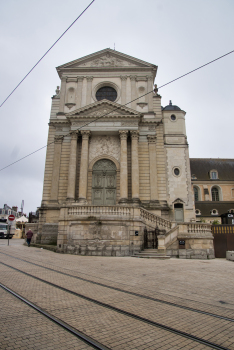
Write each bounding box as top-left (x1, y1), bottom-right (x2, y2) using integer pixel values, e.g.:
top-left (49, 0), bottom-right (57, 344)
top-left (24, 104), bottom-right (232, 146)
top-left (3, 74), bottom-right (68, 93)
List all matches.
top-left (139, 207), bottom-right (172, 229)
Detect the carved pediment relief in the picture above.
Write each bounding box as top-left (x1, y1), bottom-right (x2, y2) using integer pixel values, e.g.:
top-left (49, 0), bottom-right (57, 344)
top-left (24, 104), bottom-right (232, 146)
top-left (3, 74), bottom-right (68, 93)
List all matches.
top-left (57, 49), bottom-right (157, 72)
top-left (66, 100), bottom-right (141, 119)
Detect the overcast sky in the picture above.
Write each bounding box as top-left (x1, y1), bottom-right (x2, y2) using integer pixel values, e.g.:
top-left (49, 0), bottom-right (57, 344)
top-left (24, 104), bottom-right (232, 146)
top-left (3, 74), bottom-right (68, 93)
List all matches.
top-left (0, 0), bottom-right (233, 214)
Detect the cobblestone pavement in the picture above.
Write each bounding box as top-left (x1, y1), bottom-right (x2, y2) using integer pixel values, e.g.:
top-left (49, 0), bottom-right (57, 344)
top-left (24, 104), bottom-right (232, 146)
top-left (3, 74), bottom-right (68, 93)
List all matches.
top-left (0, 239), bottom-right (234, 349)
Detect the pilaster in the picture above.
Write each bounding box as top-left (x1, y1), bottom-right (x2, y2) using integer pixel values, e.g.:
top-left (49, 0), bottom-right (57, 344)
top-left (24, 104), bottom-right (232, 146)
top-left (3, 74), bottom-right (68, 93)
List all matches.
top-left (130, 130), bottom-right (140, 204)
top-left (147, 75), bottom-right (154, 112)
top-left (76, 76), bottom-right (84, 109)
top-left (86, 76), bottom-right (93, 105)
top-left (66, 132), bottom-right (78, 201)
top-left (120, 76), bottom-right (127, 105)
top-left (130, 75), bottom-right (137, 110)
top-left (147, 135), bottom-right (158, 201)
top-left (78, 130), bottom-right (91, 203)
top-left (50, 136), bottom-right (63, 202)
top-left (59, 77), bottom-right (66, 113)
top-left (119, 130), bottom-right (128, 204)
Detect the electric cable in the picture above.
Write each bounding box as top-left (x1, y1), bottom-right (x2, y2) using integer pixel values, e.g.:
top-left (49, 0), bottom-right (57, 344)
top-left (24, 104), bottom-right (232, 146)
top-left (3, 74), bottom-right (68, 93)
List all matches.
top-left (0, 48), bottom-right (233, 172)
top-left (0, 0), bottom-right (96, 108)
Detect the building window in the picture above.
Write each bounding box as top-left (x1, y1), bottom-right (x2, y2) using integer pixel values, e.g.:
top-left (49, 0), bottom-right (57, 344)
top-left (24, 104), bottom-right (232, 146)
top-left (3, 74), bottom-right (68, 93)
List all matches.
top-left (195, 209), bottom-right (201, 215)
top-left (96, 86), bottom-right (117, 102)
top-left (211, 187), bottom-right (219, 201)
top-left (173, 167), bottom-right (180, 176)
top-left (228, 209), bottom-right (234, 214)
top-left (210, 170), bottom-right (218, 179)
top-left (170, 114), bottom-right (176, 121)
top-left (194, 187), bottom-right (199, 202)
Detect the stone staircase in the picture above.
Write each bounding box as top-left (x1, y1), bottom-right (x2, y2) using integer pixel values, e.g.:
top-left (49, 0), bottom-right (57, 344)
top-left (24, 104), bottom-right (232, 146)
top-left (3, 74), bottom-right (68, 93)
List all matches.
top-left (132, 249), bottom-right (170, 259)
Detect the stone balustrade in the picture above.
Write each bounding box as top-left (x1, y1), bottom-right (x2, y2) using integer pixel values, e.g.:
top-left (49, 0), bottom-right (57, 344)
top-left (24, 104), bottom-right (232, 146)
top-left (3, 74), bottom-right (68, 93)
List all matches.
top-left (139, 207), bottom-right (172, 229)
top-left (68, 205), bottom-right (133, 217)
top-left (178, 222), bottom-right (212, 237)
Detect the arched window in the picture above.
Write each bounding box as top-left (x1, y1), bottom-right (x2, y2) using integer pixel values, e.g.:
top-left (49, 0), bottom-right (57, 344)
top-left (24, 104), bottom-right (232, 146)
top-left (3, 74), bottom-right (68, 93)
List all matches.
top-left (211, 187), bottom-right (219, 201)
top-left (194, 187), bottom-right (199, 202)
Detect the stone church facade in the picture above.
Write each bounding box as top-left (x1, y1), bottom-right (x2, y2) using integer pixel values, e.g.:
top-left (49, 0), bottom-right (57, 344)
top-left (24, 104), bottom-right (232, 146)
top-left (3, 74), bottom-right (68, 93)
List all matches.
top-left (38, 49), bottom-right (214, 258)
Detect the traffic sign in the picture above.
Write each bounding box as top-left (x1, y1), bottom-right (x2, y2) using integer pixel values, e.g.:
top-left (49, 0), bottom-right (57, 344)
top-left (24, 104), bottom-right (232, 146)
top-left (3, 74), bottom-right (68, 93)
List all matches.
top-left (8, 215), bottom-right (15, 221)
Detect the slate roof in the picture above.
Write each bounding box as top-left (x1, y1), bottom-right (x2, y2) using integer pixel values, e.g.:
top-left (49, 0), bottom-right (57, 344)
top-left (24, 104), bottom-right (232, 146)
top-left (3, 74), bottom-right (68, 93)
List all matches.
top-left (195, 202), bottom-right (234, 217)
top-left (190, 158), bottom-right (234, 181)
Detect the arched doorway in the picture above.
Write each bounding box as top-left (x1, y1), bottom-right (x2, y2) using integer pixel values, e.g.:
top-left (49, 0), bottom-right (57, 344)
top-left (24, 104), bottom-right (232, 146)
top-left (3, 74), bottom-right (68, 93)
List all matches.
top-left (92, 159), bottom-right (116, 205)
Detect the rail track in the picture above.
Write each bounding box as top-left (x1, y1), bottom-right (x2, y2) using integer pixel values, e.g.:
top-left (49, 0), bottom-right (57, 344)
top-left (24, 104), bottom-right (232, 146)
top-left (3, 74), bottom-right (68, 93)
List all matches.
top-left (0, 259), bottom-right (232, 350)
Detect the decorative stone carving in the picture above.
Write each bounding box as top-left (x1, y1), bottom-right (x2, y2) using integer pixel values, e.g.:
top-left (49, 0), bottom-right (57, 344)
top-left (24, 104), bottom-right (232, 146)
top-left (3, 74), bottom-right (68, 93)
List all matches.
top-left (86, 76), bottom-right (93, 81)
top-left (148, 125), bottom-right (156, 131)
top-left (78, 54), bottom-right (136, 68)
top-left (89, 136), bottom-right (120, 163)
top-left (130, 75), bottom-right (137, 81)
top-left (120, 75), bottom-right (128, 80)
top-left (93, 159), bottom-right (116, 171)
top-left (72, 121), bottom-right (86, 127)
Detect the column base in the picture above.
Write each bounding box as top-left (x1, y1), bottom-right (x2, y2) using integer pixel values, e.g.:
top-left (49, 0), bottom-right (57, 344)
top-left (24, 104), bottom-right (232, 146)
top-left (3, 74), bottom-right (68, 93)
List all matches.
top-left (78, 197), bottom-right (88, 204)
top-left (118, 198), bottom-right (129, 205)
top-left (131, 197), bottom-right (141, 206)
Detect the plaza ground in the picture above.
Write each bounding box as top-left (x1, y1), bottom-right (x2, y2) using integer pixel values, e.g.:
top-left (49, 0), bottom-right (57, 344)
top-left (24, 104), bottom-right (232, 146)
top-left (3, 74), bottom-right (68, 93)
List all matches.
top-left (0, 239), bottom-right (233, 349)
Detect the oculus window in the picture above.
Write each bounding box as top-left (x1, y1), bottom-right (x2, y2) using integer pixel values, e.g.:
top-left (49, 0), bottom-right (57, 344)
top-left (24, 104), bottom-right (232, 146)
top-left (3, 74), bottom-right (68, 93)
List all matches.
top-left (96, 86), bottom-right (117, 102)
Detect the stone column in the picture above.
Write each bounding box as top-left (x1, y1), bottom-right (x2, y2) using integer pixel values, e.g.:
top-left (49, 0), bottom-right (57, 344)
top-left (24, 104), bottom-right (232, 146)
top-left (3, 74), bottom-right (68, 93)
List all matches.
top-left (86, 76), bottom-right (93, 105)
top-left (147, 75), bottom-right (154, 111)
top-left (130, 130), bottom-right (140, 204)
top-left (66, 132), bottom-right (78, 201)
top-left (119, 130), bottom-right (128, 204)
top-left (130, 75), bottom-right (137, 110)
top-left (120, 76), bottom-right (127, 105)
top-left (78, 130), bottom-right (91, 203)
top-left (50, 136), bottom-right (63, 201)
top-left (147, 135), bottom-right (158, 200)
top-left (59, 77), bottom-right (66, 113)
top-left (76, 76), bottom-right (84, 109)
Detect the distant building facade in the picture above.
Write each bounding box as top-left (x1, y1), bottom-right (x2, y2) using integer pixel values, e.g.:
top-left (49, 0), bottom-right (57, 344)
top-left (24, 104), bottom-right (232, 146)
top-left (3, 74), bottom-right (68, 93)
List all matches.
top-left (191, 159), bottom-right (234, 223)
top-left (37, 49), bottom-right (214, 259)
top-left (0, 204), bottom-right (20, 220)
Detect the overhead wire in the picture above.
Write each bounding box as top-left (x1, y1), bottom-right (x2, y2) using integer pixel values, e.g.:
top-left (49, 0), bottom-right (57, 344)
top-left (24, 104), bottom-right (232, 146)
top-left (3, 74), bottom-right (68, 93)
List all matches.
top-left (0, 48), bottom-right (234, 172)
top-left (0, 0), bottom-right (96, 108)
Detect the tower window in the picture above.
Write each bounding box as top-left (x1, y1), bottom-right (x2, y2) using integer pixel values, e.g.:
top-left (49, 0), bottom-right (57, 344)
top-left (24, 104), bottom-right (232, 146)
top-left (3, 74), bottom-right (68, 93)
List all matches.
top-left (96, 86), bottom-right (117, 102)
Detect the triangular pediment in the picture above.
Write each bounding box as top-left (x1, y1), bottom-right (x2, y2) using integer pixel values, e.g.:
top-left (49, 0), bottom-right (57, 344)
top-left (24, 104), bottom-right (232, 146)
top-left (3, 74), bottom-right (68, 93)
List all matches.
top-left (57, 48), bottom-right (157, 71)
top-left (66, 99), bottom-right (142, 119)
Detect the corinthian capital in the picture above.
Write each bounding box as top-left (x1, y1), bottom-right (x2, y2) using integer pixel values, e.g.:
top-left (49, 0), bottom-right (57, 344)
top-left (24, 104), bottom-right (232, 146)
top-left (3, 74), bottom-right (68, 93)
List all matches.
top-left (70, 131), bottom-right (78, 140)
top-left (86, 76), bottom-right (93, 82)
top-left (130, 75), bottom-right (137, 81)
top-left (120, 75), bottom-right (127, 81)
top-left (130, 130), bottom-right (139, 140)
top-left (81, 130), bottom-right (91, 139)
top-left (119, 130), bottom-right (128, 140)
top-left (147, 135), bottom-right (157, 143)
top-left (54, 135), bottom-right (64, 144)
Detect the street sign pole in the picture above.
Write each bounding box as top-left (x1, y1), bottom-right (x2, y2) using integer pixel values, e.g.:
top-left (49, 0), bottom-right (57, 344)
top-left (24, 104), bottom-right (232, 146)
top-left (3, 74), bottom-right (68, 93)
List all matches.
top-left (7, 215), bottom-right (15, 246)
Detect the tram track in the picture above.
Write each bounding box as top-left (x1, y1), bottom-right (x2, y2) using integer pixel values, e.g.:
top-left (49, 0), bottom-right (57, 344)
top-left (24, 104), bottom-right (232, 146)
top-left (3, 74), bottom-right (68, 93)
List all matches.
top-left (0, 261), bottom-right (231, 350)
top-left (0, 282), bottom-right (110, 350)
top-left (0, 251), bottom-right (233, 323)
